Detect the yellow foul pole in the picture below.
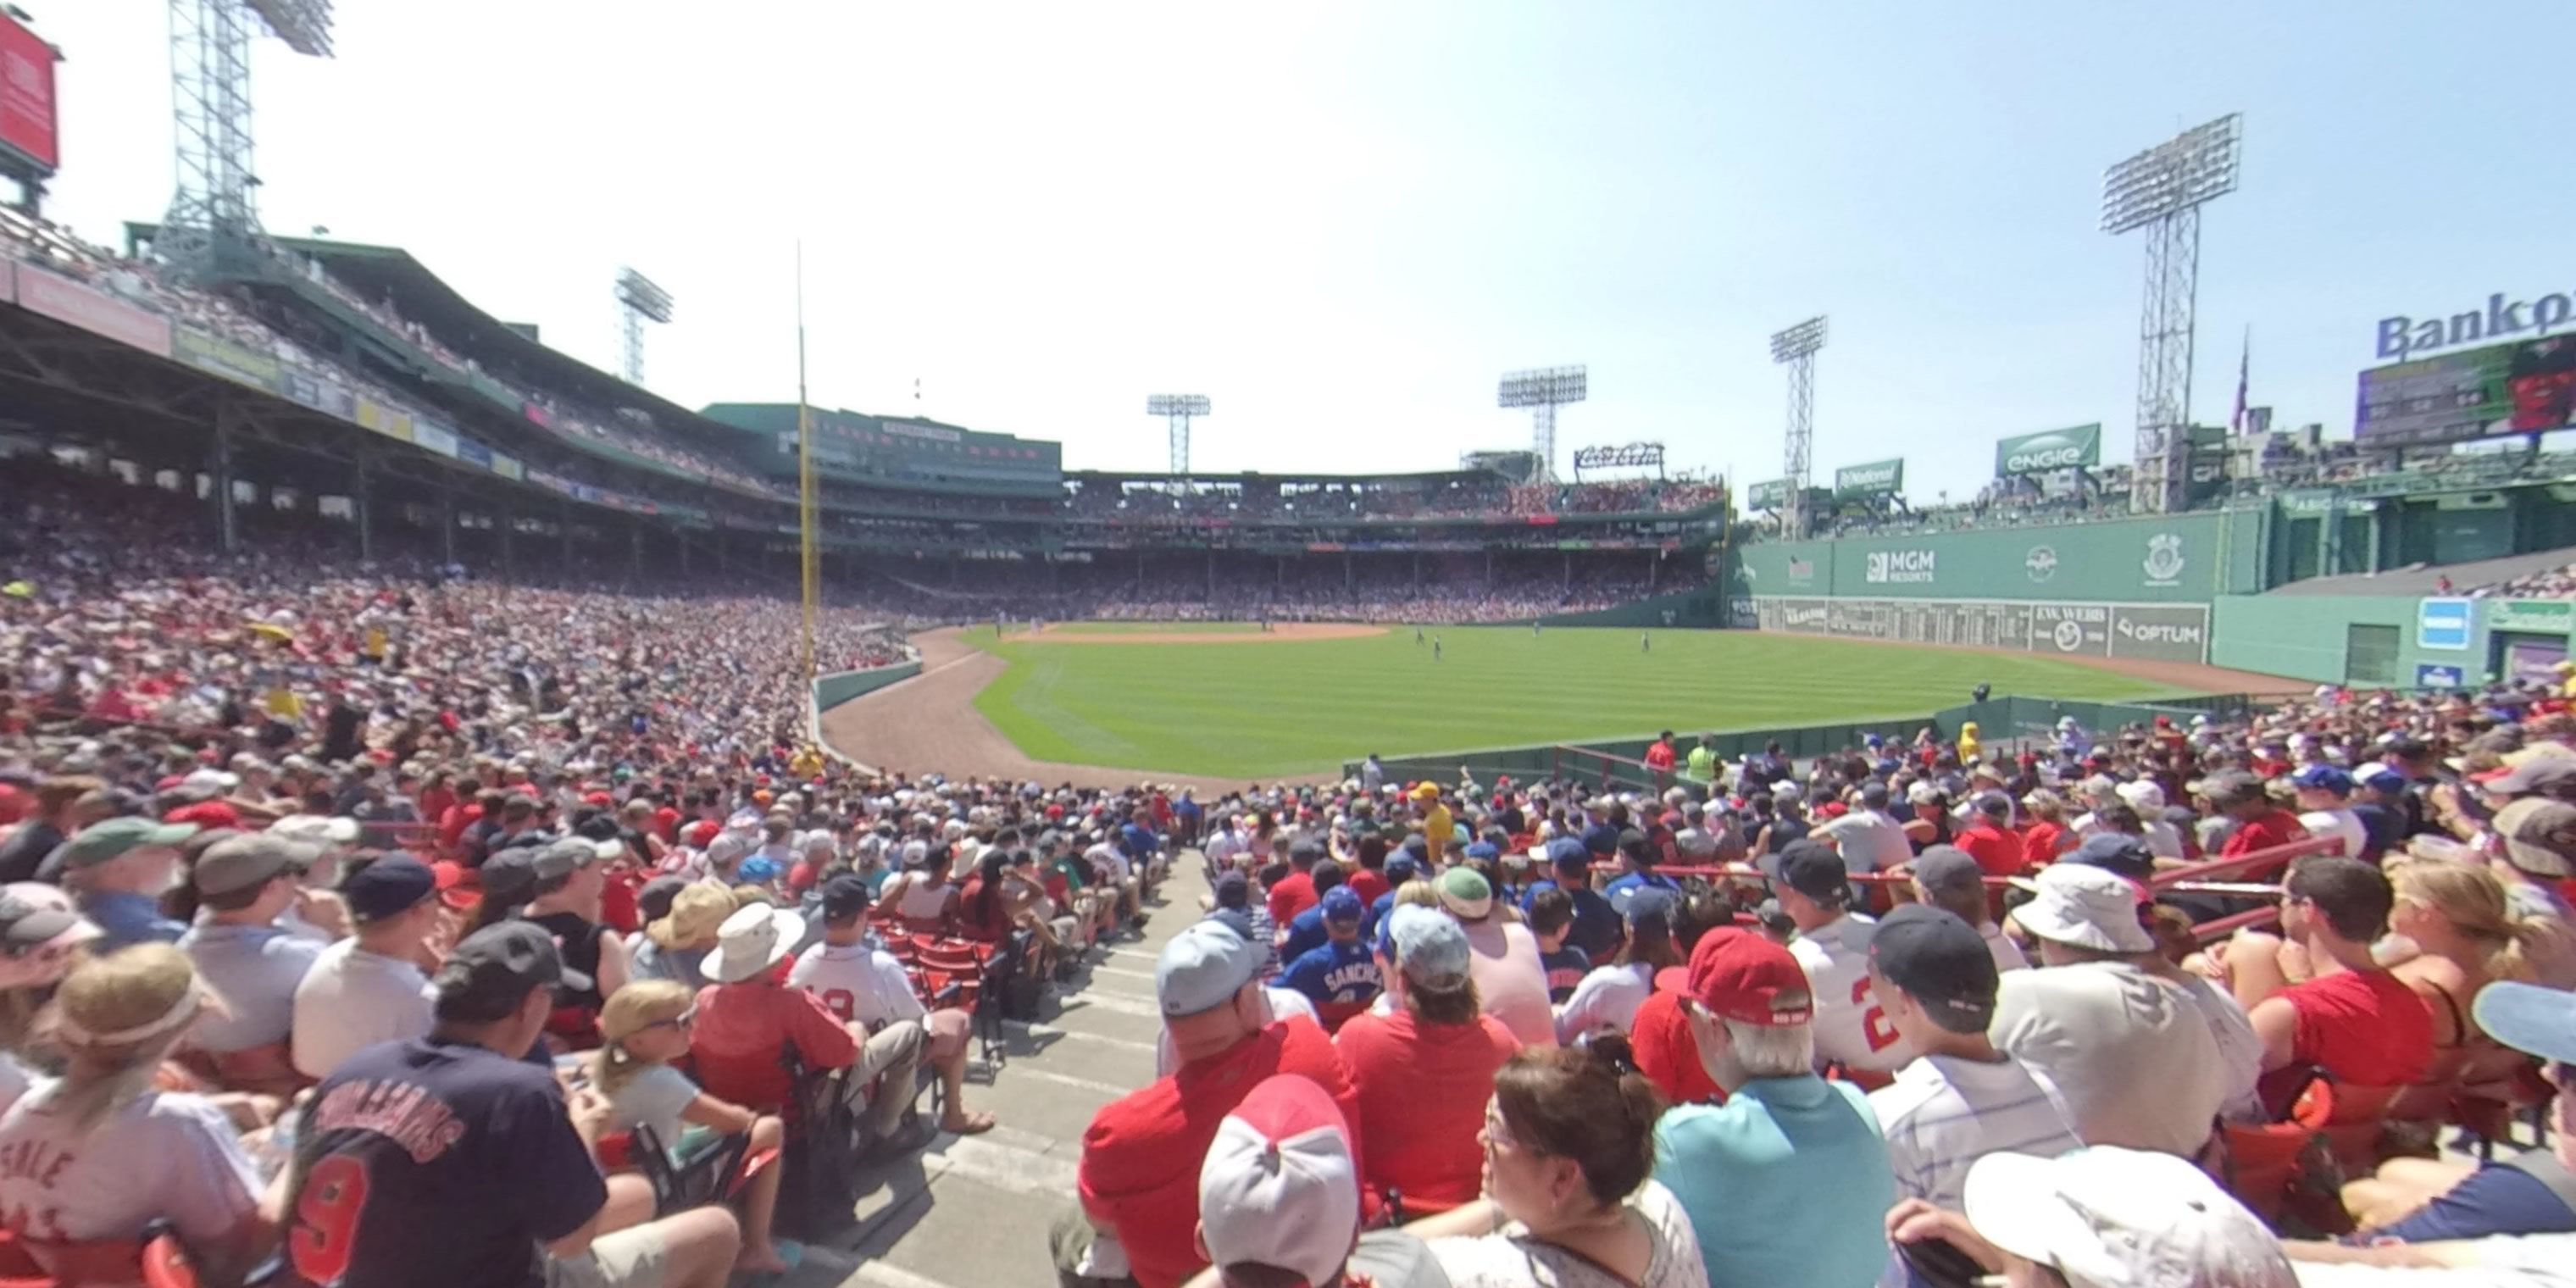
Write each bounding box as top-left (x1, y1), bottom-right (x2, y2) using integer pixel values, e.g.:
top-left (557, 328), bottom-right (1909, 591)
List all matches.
top-left (797, 242), bottom-right (819, 681)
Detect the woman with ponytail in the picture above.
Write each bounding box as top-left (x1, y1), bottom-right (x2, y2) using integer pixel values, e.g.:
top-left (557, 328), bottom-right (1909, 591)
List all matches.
top-left (2381, 858), bottom-right (2543, 1087)
top-left (591, 980), bottom-right (798, 1275)
top-left (1405, 1042), bottom-right (1708, 1287)
top-left (0, 946), bottom-right (273, 1285)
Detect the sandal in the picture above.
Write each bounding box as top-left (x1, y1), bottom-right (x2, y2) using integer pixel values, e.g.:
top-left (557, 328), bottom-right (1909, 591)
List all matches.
top-left (941, 1111), bottom-right (997, 1136)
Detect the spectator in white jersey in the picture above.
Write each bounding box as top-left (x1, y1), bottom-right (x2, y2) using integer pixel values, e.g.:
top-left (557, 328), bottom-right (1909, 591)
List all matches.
top-left (786, 875), bottom-right (994, 1135)
top-left (1775, 841), bottom-right (1913, 1079)
top-left (1863, 904), bottom-right (2083, 1284)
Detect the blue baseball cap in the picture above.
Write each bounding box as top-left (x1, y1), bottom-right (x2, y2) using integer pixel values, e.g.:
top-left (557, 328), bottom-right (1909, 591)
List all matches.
top-left (1385, 852), bottom-right (1420, 882)
top-left (737, 856), bottom-right (782, 886)
top-left (1546, 837), bottom-right (1589, 873)
top-left (1320, 886), bottom-right (1363, 924)
top-left (1464, 841), bottom-right (1500, 862)
top-left (2290, 764), bottom-right (2355, 797)
top-left (1618, 886), bottom-right (1678, 928)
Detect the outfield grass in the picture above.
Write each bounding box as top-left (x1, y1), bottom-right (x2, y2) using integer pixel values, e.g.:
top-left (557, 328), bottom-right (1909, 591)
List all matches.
top-left (1026, 621), bottom-right (1264, 636)
top-left (968, 625), bottom-right (2189, 780)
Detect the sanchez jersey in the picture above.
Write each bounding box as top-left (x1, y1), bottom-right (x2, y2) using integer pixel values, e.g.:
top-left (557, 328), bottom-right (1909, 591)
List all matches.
top-left (1791, 912), bottom-right (1917, 1074)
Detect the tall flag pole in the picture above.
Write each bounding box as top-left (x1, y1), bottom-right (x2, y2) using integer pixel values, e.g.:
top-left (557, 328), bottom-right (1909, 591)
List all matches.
top-left (797, 242), bottom-right (819, 683)
top-left (2229, 325), bottom-right (2250, 436)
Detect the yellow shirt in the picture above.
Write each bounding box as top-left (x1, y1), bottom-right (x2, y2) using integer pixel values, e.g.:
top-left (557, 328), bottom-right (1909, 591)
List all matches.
top-left (1421, 803), bottom-right (1453, 865)
top-left (263, 687), bottom-right (304, 720)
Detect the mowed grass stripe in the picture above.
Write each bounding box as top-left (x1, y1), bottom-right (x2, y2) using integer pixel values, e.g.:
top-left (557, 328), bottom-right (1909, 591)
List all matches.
top-left (969, 627), bottom-right (2181, 779)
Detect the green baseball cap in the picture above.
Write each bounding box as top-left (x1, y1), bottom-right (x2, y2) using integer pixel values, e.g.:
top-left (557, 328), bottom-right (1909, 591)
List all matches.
top-left (52, 818), bottom-right (200, 870)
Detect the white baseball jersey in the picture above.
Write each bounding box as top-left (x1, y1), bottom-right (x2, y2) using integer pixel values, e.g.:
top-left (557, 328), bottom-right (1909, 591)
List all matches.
top-left (0, 1085), bottom-right (261, 1245)
top-left (1790, 912), bottom-right (1917, 1074)
top-left (789, 941), bottom-right (925, 1028)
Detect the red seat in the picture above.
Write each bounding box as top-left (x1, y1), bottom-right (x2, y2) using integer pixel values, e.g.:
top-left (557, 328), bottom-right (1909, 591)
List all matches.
top-left (138, 1236), bottom-right (196, 1288)
top-left (915, 940), bottom-right (985, 1012)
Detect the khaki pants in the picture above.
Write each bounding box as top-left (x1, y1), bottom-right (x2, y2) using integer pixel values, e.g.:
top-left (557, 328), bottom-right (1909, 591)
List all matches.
top-left (845, 1018), bottom-right (924, 1135)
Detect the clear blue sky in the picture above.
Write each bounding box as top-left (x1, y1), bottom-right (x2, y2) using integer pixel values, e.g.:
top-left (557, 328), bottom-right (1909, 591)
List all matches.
top-left (25, 1), bottom-right (2573, 500)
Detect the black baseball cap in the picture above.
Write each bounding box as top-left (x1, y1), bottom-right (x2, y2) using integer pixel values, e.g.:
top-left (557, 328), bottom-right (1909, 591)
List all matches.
top-left (1777, 840), bottom-right (1850, 906)
top-left (635, 874), bottom-right (687, 925)
top-left (1868, 904), bottom-right (1998, 1033)
top-left (478, 849), bottom-right (541, 908)
top-left (820, 874), bottom-right (874, 922)
top-left (2066, 833), bottom-right (2157, 882)
top-left (433, 921), bottom-right (592, 1021)
top-left (342, 852), bottom-right (440, 922)
top-left (1213, 869), bottom-right (1251, 909)
top-left (1617, 829), bottom-right (1654, 863)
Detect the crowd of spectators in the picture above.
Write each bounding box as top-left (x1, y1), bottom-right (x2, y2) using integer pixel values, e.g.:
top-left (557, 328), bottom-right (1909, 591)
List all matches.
top-left (848, 560), bottom-right (1702, 625)
top-left (1057, 477), bottom-right (1727, 525)
top-left (1058, 679), bottom-right (2576, 1288)
top-left (2468, 561), bottom-right (2576, 601)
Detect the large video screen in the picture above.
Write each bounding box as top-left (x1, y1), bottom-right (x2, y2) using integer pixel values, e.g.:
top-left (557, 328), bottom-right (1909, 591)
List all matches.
top-left (2356, 334), bottom-right (2576, 447)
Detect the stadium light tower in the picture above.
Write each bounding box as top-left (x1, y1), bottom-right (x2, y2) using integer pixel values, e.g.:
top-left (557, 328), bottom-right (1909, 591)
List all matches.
top-left (615, 267), bottom-right (675, 386)
top-left (1497, 365), bottom-right (1586, 484)
top-left (160, 0), bottom-right (336, 280)
top-left (1769, 316), bottom-right (1827, 538)
top-left (1146, 394), bottom-right (1209, 475)
top-left (2101, 112), bottom-right (2242, 514)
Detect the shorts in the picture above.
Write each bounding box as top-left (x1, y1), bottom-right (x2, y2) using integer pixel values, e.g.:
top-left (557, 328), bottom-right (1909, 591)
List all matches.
top-left (925, 1008), bottom-right (972, 1064)
top-left (545, 1224), bottom-right (669, 1288)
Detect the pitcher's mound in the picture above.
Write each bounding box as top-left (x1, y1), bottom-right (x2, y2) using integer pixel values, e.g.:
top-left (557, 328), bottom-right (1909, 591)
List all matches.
top-left (1015, 622), bottom-right (1388, 646)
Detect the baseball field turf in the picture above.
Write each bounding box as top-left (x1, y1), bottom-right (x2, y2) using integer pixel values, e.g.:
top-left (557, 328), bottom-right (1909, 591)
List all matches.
top-left (966, 625), bottom-right (2193, 780)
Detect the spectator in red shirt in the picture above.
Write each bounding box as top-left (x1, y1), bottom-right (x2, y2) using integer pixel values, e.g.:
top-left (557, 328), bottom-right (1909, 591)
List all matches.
top-left (1063, 921), bottom-right (1362, 1288)
top-left (1334, 905), bottom-right (1521, 1214)
top-left (1266, 836), bottom-right (1326, 927)
top-left (1955, 794), bottom-right (2028, 879)
top-left (2236, 856), bottom-right (2436, 1114)
top-left (2207, 770), bottom-right (2311, 858)
top-left (1645, 730), bottom-right (1679, 787)
top-left (688, 902), bottom-right (926, 1135)
top-left (2018, 789), bottom-right (2074, 865)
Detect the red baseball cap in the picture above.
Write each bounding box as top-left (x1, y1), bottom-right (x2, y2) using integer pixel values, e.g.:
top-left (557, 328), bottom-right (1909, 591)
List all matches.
top-left (1655, 928), bottom-right (1813, 1027)
top-left (685, 820), bottom-right (722, 847)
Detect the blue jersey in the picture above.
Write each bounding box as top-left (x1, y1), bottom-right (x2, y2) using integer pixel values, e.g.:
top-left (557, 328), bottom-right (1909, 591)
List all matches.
top-left (1280, 940), bottom-right (1383, 1007)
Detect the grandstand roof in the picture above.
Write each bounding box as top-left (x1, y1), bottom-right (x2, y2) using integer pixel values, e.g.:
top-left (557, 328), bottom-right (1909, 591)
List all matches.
top-left (2262, 543), bottom-right (2576, 597)
top-left (125, 225), bottom-right (746, 458)
top-left (1063, 467), bottom-right (1503, 488)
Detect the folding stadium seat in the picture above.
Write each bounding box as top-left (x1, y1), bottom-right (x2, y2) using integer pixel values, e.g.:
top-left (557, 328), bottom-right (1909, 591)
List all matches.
top-left (629, 1123), bottom-right (779, 1218)
top-left (916, 937), bottom-right (1011, 1066)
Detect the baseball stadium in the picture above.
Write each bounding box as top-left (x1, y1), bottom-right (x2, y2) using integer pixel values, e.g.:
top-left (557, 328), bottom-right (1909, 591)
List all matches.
top-left (3, 4), bottom-right (2576, 1288)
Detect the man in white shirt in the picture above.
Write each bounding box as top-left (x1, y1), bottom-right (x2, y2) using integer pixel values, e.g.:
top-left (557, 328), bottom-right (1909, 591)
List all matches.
top-left (1993, 863), bottom-right (2231, 1157)
top-left (1777, 841), bottom-right (1915, 1076)
top-left (289, 852), bottom-right (446, 1079)
top-left (1866, 905), bottom-right (2083, 1287)
top-left (2111, 781), bottom-right (2187, 861)
top-left (1910, 846), bottom-right (2027, 974)
top-left (787, 876), bottom-right (992, 1135)
top-left (1818, 782), bottom-right (1913, 880)
top-left (2292, 764), bottom-right (2371, 860)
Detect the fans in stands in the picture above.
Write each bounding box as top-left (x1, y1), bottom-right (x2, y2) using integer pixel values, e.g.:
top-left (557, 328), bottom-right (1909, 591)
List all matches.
top-left (591, 980), bottom-right (797, 1276)
top-left (690, 901), bottom-right (926, 1131)
top-left (1402, 1046), bottom-right (1706, 1288)
top-left (1885, 1146), bottom-right (2297, 1287)
top-left (1992, 863), bottom-right (2234, 1155)
top-left (786, 875), bottom-right (993, 1135)
top-left (58, 818), bottom-right (197, 951)
top-left (1776, 841), bottom-right (1914, 1078)
top-left (293, 922), bottom-right (745, 1288)
top-left (1440, 868), bottom-right (1556, 1049)
top-left (1067, 921), bottom-right (1360, 1288)
top-left (290, 852), bottom-right (448, 1079)
top-left (1335, 906), bottom-right (1520, 1216)
top-left (1181, 1074), bottom-right (1445, 1288)
top-left (179, 832), bottom-right (329, 1090)
top-left (2226, 856), bottom-right (2435, 1113)
top-left (1909, 846), bottom-right (2025, 972)
top-left (1552, 887), bottom-right (1681, 1045)
top-left (0, 945), bottom-right (273, 1284)
top-left (1650, 927), bottom-right (1893, 1288)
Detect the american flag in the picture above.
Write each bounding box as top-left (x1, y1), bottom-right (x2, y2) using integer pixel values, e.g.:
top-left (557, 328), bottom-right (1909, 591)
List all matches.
top-left (2229, 327), bottom-right (2250, 435)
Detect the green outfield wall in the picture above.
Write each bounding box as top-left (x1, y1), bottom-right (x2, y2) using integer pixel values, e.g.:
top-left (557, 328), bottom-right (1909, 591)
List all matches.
top-left (1533, 586), bottom-right (1729, 629)
top-left (813, 660), bottom-right (923, 713)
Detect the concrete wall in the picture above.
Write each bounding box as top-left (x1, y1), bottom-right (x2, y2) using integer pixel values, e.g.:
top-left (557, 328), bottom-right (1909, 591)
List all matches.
top-left (813, 660), bottom-right (924, 713)
top-left (1736, 509), bottom-right (2265, 605)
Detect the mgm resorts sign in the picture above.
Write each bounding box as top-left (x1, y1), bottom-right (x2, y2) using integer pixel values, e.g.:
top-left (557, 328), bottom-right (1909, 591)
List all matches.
top-left (2376, 291), bottom-right (2576, 362)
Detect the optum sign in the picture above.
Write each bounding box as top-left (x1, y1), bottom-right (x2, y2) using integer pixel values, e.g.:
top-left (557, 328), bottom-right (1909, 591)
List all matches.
top-left (1995, 424), bottom-right (2102, 477)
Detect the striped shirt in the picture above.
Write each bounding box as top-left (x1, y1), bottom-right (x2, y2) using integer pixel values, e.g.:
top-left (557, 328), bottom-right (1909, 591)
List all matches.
top-left (1868, 1052), bottom-right (2083, 1211)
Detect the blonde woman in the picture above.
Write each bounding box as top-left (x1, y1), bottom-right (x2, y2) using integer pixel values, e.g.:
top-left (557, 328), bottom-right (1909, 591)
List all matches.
top-left (0, 945), bottom-right (271, 1285)
top-left (2379, 859), bottom-right (2541, 1087)
top-left (592, 980), bottom-right (797, 1276)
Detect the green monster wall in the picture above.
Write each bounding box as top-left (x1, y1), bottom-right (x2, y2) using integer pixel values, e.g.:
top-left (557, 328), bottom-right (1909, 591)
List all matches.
top-left (1737, 510), bottom-right (2264, 603)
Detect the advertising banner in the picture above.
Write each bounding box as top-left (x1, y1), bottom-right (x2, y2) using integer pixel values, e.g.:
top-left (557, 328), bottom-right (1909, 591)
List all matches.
top-left (0, 14), bottom-right (58, 172)
top-left (2507, 638), bottom-right (2568, 687)
top-left (2417, 597), bottom-right (2474, 651)
top-left (2488, 599), bottom-right (2574, 636)
top-left (2357, 334), bottom-right (2576, 447)
top-left (353, 398), bottom-right (414, 443)
top-left (13, 265), bottom-right (171, 356)
top-left (457, 439), bottom-right (493, 469)
top-left (411, 419), bottom-right (459, 459)
top-left (1833, 458), bottom-right (1904, 499)
top-left (1994, 424), bottom-right (2101, 476)
top-left (0, 258), bottom-right (13, 304)
top-left (1746, 479), bottom-right (1790, 510)
top-left (1748, 595), bottom-right (2209, 663)
top-left (490, 453), bottom-right (524, 482)
top-left (2414, 663), bottom-right (2467, 690)
top-left (171, 327), bottom-right (281, 394)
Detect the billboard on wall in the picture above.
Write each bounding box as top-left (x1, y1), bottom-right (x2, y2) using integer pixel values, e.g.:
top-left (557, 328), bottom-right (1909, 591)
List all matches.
top-left (1746, 479), bottom-right (1790, 510)
top-left (1833, 458), bottom-right (1904, 500)
top-left (0, 14), bottom-right (58, 173)
top-left (1995, 425), bottom-right (2101, 476)
top-left (1749, 596), bottom-right (2210, 663)
top-left (2357, 334), bottom-right (2576, 447)
top-left (14, 264), bottom-right (171, 355)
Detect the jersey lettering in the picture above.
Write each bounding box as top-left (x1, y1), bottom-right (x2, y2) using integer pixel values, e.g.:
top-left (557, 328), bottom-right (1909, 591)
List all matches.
top-left (1852, 976), bottom-right (1900, 1052)
top-left (291, 1154), bottom-right (372, 1285)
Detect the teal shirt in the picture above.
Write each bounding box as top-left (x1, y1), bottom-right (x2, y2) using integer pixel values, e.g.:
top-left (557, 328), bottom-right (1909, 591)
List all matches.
top-left (1652, 1074), bottom-right (1895, 1288)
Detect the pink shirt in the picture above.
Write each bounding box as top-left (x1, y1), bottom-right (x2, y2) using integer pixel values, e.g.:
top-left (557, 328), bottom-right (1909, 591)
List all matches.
top-left (1461, 919), bottom-right (1559, 1050)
